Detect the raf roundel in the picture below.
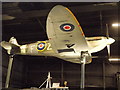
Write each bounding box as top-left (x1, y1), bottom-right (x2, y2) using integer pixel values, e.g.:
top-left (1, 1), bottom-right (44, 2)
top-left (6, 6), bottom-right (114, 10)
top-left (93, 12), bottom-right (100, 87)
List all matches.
top-left (37, 42), bottom-right (46, 51)
top-left (63, 25), bottom-right (71, 30)
top-left (60, 23), bottom-right (75, 32)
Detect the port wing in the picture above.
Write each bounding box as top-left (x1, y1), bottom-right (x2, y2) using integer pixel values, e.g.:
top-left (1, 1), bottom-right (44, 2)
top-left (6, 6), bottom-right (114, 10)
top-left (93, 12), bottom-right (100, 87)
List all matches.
top-left (47, 5), bottom-right (89, 54)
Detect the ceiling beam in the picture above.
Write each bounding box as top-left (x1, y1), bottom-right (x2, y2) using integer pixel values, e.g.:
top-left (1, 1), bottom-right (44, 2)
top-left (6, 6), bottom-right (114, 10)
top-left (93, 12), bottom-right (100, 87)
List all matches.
top-left (4, 4), bottom-right (118, 19)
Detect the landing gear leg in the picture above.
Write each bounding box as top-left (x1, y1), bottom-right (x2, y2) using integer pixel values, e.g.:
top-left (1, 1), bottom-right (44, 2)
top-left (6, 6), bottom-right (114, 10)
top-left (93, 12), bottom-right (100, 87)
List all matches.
top-left (5, 55), bottom-right (14, 88)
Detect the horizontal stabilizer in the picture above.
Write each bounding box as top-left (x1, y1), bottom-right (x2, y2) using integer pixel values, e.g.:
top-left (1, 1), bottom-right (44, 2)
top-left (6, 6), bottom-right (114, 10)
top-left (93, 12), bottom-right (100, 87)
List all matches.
top-left (1, 37), bottom-right (20, 55)
top-left (1, 41), bottom-right (12, 50)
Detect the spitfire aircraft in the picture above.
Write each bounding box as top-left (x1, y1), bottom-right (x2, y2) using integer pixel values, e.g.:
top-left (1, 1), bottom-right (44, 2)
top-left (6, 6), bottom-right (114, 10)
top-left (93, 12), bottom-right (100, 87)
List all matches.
top-left (1, 5), bottom-right (115, 89)
top-left (1, 5), bottom-right (115, 64)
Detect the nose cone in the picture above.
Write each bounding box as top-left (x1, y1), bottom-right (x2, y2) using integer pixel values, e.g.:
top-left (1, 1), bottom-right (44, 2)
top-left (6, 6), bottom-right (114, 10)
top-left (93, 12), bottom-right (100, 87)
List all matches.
top-left (107, 37), bottom-right (115, 45)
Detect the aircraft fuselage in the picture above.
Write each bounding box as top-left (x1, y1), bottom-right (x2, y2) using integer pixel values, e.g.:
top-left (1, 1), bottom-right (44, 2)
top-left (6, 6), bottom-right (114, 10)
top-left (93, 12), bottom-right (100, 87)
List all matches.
top-left (16, 36), bottom-right (115, 64)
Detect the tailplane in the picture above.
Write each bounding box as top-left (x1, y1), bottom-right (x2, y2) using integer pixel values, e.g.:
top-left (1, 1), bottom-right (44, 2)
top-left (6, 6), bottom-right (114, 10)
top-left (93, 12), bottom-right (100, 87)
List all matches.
top-left (1, 37), bottom-right (20, 55)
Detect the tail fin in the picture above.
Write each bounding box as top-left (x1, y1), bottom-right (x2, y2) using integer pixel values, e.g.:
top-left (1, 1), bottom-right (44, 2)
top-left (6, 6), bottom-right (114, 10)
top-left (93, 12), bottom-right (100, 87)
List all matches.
top-left (9, 37), bottom-right (19, 46)
top-left (1, 37), bottom-right (20, 55)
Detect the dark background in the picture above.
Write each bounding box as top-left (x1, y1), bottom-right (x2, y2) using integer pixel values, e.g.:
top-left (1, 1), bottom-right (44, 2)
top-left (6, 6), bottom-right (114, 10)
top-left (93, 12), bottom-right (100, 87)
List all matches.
top-left (2, 2), bottom-right (120, 90)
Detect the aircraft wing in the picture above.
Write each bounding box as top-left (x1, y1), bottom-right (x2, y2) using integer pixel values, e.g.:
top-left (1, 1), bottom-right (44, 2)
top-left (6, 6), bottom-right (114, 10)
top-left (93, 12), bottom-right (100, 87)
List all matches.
top-left (46, 5), bottom-right (89, 55)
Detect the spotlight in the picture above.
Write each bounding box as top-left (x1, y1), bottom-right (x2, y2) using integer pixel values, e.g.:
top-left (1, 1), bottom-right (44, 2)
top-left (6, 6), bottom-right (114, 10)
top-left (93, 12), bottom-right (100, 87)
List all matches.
top-left (109, 58), bottom-right (120, 61)
top-left (112, 23), bottom-right (120, 27)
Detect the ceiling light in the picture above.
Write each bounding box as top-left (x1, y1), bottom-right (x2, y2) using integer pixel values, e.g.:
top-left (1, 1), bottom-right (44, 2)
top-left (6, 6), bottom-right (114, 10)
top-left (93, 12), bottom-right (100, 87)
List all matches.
top-left (2, 14), bottom-right (15, 20)
top-left (112, 23), bottom-right (120, 27)
top-left (109, 58), bottom-right (120, 62)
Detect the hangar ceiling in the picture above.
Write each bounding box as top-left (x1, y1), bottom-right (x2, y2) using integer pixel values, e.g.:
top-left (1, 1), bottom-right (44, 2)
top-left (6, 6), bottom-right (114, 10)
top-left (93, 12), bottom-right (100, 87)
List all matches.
top-left (2, 2), bottom-right (119, 58)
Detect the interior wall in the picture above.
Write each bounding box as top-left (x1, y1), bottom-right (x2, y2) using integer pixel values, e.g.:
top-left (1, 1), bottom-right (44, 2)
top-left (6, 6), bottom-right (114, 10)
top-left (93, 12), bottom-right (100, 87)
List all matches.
top-left (21, 56), bottom-right (120, 88)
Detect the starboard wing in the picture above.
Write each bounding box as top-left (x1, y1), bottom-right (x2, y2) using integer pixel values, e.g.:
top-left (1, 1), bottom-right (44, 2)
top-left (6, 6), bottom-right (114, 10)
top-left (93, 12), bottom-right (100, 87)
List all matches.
top-left (46, 5), bottom-right (89, 55)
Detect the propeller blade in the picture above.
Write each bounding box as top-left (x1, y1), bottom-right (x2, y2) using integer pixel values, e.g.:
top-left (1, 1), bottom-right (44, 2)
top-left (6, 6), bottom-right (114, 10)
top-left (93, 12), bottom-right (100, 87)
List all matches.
top-left (106, 24), bottom-right (109, 39)
top-left (107, 45), bottom-right (110, 57)
top-left (106, 24), bottom-right (111, 57)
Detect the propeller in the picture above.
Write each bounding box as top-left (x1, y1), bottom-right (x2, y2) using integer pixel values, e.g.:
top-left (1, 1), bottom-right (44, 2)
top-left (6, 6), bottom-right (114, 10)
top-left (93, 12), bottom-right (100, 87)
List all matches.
top-left (106, 24), bottom-right (110, 57)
